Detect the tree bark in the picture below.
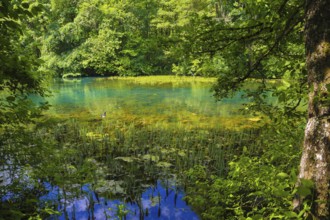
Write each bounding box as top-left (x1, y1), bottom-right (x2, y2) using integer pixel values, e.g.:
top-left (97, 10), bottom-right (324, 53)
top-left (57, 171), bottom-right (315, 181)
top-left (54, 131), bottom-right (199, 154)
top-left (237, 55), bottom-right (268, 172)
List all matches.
top-left (293, 0), bottom-right (330, 218)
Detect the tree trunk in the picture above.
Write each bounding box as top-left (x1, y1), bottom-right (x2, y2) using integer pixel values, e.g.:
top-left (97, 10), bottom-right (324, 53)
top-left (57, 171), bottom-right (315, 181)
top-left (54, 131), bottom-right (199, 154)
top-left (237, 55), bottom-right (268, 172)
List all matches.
top-left (293, 0), bottom-right (330, 218)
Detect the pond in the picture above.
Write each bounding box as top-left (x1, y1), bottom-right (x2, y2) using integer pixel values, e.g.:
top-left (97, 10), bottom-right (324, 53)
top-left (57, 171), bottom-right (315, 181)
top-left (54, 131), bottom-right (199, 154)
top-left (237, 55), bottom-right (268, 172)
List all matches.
top-left (3, 77), bottom-right (260, 219)
top-left (41, 77), bottom-right (256, 130)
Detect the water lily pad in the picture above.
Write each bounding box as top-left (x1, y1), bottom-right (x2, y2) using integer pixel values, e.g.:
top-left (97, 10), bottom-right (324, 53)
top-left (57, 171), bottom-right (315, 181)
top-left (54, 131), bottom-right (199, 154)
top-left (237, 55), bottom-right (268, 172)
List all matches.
top-left (156, 162), bottom-right (172, 168)
top-left (142, 154), bottom-right (159, 162)
top-left (95, 180), bottom-right (124, 195)
top-left (115, 157), bottom-right (135, 163)
top-left (177, 151), bottom-right (186, 157)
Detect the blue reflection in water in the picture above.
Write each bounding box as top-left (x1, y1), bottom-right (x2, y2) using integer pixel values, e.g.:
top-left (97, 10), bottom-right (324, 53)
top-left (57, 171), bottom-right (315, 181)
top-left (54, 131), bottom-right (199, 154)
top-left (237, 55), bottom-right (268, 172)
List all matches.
top-left (42, 181), bottom-right (199, 220)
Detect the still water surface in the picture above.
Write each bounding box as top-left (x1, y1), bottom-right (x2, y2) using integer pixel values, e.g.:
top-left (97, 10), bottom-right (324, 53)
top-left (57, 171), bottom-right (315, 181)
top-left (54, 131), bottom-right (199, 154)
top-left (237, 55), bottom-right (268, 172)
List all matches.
top-left (37, 77), bottom-right (250, 219)
top-left (42, 181), bottom-right (198, 220)
top-left (44, 77), bottom-right (249, 125)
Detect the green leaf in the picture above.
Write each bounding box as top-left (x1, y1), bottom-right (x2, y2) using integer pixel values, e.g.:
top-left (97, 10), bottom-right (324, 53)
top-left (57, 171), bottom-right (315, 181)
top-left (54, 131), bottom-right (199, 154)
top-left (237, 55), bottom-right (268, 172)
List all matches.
top-left (284, 211), bottom-right (298, 218)
top-left (276, 172), bottom-right (289, 179)
top-left (301, 179), bottom-right (314, 188)
top-left (296, 185), bottom-right (311, 197)
top-left (43, 208), bottom-right (61, 215)
top-left (115, 157), bottom-right (135, 163)
top-left (251, 214), bottom-right (263, 220)
top-left (156, 161), bottom-right (172, 168)
top-left (142, 154), bottom-right (159, 162)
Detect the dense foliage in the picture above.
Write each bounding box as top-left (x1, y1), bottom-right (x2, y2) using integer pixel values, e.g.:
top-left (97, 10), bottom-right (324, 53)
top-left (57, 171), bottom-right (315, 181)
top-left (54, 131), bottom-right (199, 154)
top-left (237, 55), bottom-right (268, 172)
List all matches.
top-left (42, 0), bottom-right (174, 77)
top-left (1, 0), bottom-right (323, 219)
top-left (0, 0), bottom-right (48, 128)
top-left (184, 119), bottom-right (307, 219)
top-left (40, 0), bottom-right (307, 116)
top-left (39, 0), bottom-right (234, 78)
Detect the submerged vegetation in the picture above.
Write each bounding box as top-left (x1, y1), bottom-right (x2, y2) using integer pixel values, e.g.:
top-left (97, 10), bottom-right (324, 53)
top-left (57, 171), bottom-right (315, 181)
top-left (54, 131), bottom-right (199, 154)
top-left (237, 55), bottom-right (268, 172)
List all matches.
top-left (1, 0), bottom-right (329, 219)
top-left (1, 102), bottom-right (304, 219)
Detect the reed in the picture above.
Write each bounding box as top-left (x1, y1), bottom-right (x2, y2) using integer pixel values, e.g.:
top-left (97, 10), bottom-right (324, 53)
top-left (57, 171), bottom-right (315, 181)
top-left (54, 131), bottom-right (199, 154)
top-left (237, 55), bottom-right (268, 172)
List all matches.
top-left (0, 111), bottom-right (264, 219)
top-left (41, 118), bottom-right (259, 181)
top-left (0, 75), bottom-right (299, 219)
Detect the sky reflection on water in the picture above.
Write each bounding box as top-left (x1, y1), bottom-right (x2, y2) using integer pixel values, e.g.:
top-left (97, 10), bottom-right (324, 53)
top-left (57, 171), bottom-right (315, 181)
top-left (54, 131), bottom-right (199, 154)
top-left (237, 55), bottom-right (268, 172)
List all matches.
top-left (42, 181), bottom-right (199, 220)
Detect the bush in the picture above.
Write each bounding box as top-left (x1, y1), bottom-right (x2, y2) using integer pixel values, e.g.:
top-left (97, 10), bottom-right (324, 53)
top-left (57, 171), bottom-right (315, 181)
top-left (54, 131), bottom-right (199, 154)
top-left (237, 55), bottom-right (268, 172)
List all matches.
top-left (184, 120), bottom-right (305, 219)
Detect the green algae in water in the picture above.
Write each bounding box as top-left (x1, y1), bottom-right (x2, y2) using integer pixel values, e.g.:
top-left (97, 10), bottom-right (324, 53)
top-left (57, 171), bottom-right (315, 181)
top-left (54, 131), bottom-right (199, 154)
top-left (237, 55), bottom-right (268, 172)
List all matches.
top-left (40, 77), bottom-right (261, 130)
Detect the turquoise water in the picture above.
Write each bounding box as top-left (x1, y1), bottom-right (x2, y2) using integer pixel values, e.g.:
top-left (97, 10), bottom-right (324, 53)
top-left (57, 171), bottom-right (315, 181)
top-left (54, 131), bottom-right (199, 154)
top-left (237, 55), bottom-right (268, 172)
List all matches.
top-left (42, 77), bottom-right (249, 122)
